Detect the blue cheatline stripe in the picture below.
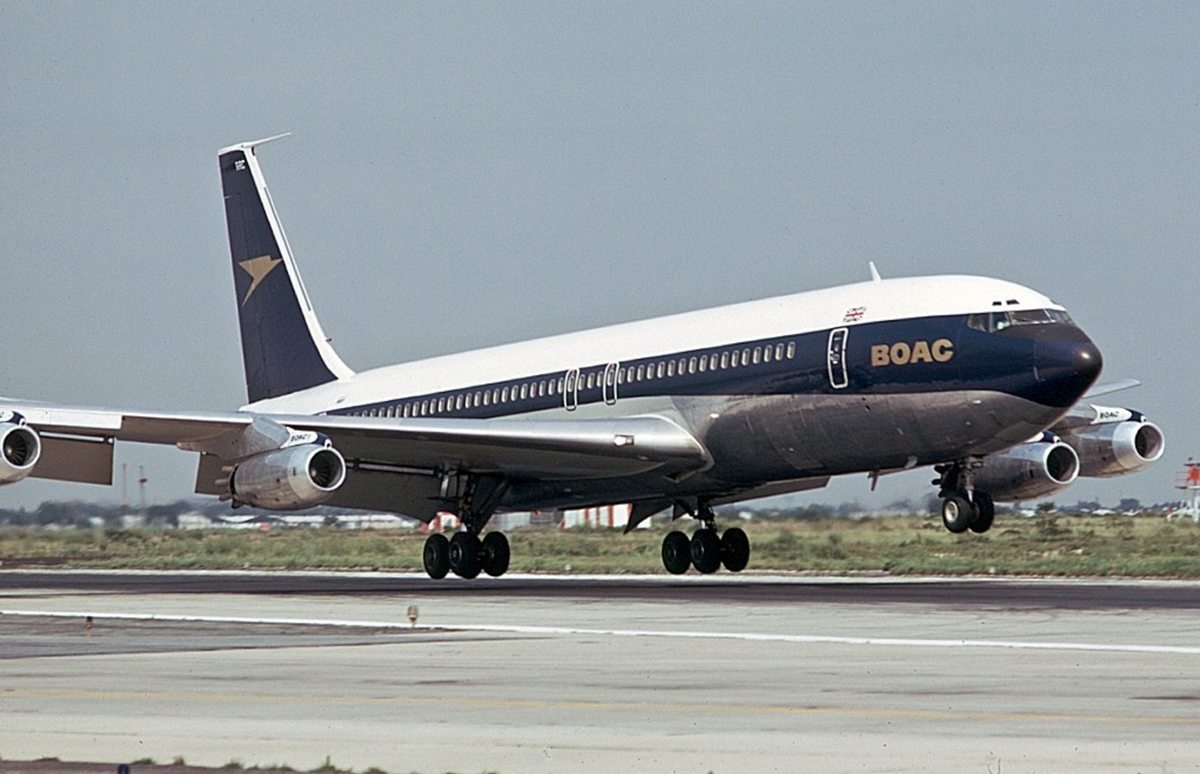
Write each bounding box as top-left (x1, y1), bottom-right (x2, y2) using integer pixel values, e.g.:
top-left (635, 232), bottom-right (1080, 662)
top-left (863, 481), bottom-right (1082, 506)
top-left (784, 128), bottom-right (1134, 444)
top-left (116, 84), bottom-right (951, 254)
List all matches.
top-left (329, 314), bottom-right (1062, 420)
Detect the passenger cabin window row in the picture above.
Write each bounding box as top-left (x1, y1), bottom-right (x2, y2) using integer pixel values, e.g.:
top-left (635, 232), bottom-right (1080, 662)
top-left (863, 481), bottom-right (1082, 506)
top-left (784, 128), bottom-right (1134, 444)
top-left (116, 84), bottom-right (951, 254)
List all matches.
top-left (344, 340), bottom-right (797, 419)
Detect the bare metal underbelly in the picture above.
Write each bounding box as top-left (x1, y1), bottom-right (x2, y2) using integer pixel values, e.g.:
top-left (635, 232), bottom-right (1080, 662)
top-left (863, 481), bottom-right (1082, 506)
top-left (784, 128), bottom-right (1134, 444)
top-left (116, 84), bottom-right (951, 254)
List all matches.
top-left (501, 390), bottom-right (1066, 512)
top-left (680, 390), bottom-right (1066, 483)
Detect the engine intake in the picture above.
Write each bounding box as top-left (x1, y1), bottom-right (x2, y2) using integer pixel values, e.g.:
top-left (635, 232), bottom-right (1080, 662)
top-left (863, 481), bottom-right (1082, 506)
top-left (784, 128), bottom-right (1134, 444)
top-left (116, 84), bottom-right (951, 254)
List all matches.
top-left (229, 444), bottom-right (346, 510)
top-left (1060, 421), bottom-right (1165, 478)
top-left (0, 420), bottom-right (42, 485)
top-left (973, 441), bottom-right (1080, 502)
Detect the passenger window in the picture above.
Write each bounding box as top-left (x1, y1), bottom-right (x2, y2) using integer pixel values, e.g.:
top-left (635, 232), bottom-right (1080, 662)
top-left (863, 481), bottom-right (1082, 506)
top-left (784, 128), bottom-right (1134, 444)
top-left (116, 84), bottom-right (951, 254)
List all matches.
top-left (657, 362), bottom-right (665, 379)
top-left (667, 361), bottom-right (675, 377)
top-left (720, 352), bottom-right (729, 369)
top-left (710, 353), bottom-right (719, 370)
top-left (637, 364), bottom-right (645, 381)
top-left (775, 343), bottom-right (785, 361)
top-left (753, 347), bottom-right (761, 364)
top-left (698, 356), bottom-right (707, 373)
top-left (786, 342), bottom-right (796, 359)
top-left (763, 346), bottom-right (772, 363)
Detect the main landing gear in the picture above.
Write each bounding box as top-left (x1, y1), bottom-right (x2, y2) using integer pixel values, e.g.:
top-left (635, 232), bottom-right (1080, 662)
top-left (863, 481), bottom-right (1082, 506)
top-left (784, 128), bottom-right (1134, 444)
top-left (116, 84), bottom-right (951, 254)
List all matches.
top-left (661, 501), bottom-right (750, 575)
top-left (422, 473), bottom-right (511, 579)
top-left (934, 461), bottom-right (995, 534)
top-left (422, 530), bottom-right (510, 579)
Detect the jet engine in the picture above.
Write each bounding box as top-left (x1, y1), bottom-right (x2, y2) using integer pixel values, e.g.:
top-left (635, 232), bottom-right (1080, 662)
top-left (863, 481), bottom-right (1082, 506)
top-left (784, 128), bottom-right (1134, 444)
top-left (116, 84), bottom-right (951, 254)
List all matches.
top-left (0, 417), bottom-right (42, 485)
top-left (1059, 420), bottom-right (1164, 478)
top-left (229, 444), bottom-right (346, 509)
top-left (973, 440), bottom-right (1080, 502)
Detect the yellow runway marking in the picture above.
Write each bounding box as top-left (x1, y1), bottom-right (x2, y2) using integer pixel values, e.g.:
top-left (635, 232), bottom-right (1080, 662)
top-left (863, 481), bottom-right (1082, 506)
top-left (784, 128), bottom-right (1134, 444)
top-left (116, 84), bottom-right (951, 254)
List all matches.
top-left (4, 688), bottom-right (1196, 726)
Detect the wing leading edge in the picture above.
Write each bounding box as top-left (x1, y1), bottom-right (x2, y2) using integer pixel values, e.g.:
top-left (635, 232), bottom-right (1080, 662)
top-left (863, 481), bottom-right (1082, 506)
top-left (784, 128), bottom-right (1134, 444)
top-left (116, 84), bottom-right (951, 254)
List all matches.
top-left (1, 399), bottom-right (711, 521)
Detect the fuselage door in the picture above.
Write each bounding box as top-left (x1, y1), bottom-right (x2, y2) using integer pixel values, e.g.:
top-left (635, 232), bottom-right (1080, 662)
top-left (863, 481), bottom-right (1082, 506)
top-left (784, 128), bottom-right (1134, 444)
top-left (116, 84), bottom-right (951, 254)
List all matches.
top-left (603, 362), bottom-right (620, 406)
top-left (563, 368), bottom-right (580, 411)
top-left (827, 327), bottom-right (849, 389)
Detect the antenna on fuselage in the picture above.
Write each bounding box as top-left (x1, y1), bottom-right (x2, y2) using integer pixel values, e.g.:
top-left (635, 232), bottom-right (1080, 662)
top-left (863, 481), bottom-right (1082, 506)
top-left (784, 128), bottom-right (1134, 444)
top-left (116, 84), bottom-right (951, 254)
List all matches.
top-left (869, 262), bottom-right (882, 282)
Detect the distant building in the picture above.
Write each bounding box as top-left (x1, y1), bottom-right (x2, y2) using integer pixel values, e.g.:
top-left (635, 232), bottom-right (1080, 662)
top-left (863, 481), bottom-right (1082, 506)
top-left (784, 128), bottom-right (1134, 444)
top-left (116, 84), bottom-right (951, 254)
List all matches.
top-left (560, 504), bottom-right (642, 529)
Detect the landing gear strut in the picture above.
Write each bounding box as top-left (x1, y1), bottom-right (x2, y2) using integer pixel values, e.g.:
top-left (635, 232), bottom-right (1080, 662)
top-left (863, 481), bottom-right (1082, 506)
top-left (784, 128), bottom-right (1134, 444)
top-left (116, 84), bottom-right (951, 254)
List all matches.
top-left (661, 499), bottom-right (751, 574)
top-left (934, 461), bottom-right (995, 535)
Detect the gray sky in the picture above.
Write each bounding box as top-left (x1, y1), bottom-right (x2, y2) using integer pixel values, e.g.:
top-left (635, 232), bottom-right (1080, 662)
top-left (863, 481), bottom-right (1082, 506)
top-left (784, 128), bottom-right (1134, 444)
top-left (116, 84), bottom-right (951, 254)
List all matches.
top-left (1, 1), bottom-right (1196, 511)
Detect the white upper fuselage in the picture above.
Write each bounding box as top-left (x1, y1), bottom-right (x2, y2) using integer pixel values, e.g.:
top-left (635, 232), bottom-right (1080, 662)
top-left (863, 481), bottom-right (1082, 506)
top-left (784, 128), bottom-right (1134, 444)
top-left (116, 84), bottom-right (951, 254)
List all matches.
top-left (247, 274), bottom-right (1061, 418)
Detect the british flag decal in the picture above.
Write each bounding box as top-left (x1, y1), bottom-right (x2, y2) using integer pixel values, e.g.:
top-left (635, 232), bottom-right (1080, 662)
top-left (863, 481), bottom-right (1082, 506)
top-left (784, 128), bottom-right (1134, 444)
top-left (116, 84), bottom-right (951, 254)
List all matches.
top-left (843, 306), bottom-right (866, 323)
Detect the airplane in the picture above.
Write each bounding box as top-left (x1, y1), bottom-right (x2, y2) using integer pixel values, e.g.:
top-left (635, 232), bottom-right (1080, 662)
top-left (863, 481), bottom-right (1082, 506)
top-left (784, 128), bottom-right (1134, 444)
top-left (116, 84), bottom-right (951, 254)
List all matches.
top-left (0, 135), bottom-right (1165, 579)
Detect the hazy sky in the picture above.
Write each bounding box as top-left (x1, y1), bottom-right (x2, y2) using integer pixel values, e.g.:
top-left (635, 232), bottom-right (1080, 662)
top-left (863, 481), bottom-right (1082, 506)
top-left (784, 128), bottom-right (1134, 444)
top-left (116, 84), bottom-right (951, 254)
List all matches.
top-left (1, 1), bottom-right (1196, 510)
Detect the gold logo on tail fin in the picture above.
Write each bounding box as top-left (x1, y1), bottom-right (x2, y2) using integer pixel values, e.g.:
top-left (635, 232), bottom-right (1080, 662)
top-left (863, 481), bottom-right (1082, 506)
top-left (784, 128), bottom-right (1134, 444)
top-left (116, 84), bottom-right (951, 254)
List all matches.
top-left (238, 255), bottom-right (283, 307)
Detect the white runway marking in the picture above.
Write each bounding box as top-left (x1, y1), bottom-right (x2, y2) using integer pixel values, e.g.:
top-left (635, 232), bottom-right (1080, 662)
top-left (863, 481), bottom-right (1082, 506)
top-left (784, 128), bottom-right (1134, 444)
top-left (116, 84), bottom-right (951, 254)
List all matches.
top-left (5, 608), bottom-right (1200, 656)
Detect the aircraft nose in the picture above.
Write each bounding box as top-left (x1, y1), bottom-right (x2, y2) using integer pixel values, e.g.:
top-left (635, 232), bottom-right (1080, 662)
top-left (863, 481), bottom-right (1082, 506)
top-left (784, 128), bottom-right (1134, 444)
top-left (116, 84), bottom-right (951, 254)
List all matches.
top-left (1034, 331), bottom-right (1103, 406)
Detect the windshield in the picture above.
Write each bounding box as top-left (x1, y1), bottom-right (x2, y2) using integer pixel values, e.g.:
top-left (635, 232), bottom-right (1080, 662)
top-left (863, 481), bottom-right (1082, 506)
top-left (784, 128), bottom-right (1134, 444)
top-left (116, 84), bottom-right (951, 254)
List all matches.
top-left (966, 308), bottom-right (1075, 333)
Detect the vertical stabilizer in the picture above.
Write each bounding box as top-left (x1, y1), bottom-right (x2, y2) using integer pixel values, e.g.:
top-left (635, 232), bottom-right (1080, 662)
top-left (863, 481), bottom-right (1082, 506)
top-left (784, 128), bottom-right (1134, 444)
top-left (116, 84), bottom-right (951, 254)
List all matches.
top-left (218, 136), bottom-right (353, 403)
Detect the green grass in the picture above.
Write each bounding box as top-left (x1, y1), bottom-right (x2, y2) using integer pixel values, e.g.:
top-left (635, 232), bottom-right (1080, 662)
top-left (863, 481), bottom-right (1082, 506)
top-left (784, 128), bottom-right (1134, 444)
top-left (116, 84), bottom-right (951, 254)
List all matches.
top-left (1, 513), bottom-right (1199, 577)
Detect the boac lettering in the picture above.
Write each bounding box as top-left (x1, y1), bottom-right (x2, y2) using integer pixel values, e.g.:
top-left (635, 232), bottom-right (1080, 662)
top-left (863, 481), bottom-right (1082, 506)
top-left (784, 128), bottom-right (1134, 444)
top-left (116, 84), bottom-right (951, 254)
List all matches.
top-left (871, 338), bottom-right (954, 367)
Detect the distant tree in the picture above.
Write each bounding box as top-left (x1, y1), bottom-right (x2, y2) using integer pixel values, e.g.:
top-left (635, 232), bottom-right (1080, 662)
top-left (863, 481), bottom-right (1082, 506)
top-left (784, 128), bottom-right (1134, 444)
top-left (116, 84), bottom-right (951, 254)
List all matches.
top-left (1035, 501), bottom-right (1056, 513)
top-left (1118, 498), bottom-right (1142, 513)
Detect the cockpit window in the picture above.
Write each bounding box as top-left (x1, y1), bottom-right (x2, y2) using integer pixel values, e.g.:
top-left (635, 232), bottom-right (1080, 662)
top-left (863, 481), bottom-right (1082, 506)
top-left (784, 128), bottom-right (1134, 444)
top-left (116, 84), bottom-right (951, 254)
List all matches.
top-left (967, 308), bottom-right (1075, 333)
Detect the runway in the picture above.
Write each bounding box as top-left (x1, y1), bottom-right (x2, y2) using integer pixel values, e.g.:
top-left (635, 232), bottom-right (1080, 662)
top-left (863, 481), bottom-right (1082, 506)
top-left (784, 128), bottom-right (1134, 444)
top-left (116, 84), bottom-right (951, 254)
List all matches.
top-left (2, 572), bottom-right (1199, 773)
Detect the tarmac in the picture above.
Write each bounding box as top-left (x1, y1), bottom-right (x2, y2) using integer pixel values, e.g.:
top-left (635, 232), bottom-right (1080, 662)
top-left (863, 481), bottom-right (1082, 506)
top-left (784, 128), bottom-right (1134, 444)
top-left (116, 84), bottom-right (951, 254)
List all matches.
top-left (1, 571), bottom-right (1199, 773)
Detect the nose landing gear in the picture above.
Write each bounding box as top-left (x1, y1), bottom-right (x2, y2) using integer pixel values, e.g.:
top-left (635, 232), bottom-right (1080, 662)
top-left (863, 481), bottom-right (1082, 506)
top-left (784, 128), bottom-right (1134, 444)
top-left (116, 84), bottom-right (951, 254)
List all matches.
top-left (935, 461), bottom-right (996, 534)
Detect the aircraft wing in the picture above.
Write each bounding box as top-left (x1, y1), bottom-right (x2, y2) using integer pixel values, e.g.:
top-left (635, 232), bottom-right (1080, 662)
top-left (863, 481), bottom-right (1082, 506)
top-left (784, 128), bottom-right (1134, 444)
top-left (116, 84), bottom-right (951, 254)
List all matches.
top-left (0, 399), bottom-right (711, 519)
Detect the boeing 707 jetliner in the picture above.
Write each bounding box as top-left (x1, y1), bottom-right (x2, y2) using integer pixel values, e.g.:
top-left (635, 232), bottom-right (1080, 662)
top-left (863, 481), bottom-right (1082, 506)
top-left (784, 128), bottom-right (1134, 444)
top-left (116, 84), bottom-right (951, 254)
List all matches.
top-left (0, 135), bottom-right (1164, 578)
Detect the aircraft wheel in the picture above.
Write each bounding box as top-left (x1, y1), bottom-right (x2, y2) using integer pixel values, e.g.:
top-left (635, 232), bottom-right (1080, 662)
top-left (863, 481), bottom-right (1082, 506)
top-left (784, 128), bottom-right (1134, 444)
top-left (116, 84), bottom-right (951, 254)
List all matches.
top-left (661, 531), bottom-right (691, 575)
top-left (449, 532), bottom-right (482, 579)
top-left (481, 531), bottom-right (511, 577)
top-left (969, 492), bottom-right (995, 534)
top-left (941, 494), bottom-right (973, 534)
top-left (423, 533), bottom-right (450, 579)
top-left (690, 529), bottom-right (722, 574)
top-left (720, 527), bottom-right (751, 572)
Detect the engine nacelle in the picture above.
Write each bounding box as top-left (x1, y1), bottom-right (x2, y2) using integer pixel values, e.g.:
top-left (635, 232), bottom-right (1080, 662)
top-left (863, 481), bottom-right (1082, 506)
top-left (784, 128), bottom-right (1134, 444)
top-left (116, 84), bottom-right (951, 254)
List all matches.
top-left (1059, 421), bottom-right (1165, 478)
top-left (0, 416), bottom-right (42, 485)
top-left (229, 444), bottom-right (346, 510)
top-left (973, 441), bottom-right (1080, 502)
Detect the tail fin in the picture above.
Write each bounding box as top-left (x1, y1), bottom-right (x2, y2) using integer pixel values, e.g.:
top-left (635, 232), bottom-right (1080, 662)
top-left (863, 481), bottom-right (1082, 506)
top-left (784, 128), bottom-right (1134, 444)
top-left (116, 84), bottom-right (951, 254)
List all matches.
top-left (218, 136), bottom-right (353, 404)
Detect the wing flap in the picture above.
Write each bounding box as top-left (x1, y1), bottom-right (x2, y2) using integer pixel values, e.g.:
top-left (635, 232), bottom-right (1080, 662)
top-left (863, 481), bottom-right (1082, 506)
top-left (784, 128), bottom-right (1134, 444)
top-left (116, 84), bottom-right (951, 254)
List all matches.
top-left (4, 398), bottom-right (710, 509)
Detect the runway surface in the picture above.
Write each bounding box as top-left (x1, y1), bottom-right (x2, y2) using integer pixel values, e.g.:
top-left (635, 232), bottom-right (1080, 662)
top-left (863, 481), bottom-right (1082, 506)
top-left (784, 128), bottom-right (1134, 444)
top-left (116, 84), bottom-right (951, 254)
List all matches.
top-left (2, 571), bottom-right (1199, 773)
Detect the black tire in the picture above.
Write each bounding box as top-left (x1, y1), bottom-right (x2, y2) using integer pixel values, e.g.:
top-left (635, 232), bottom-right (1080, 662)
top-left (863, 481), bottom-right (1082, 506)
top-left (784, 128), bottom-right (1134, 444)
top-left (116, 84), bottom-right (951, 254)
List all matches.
top-left (941, 494), bottom-right (973, 534)
top-left (720, 527), bottom-right (751, 572)
top-left (422, 532), bottom-right (450, 579)
top-left (969, 492), bottom-right (996, 534)
top-left (661, 531), bottom-right (691, 575)
top-left (481, 531), bottom-right (511, 577)
top-left (690, 529), bottom-right (722, 574)
top-left (449, 532), bottom-right (481, 579)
